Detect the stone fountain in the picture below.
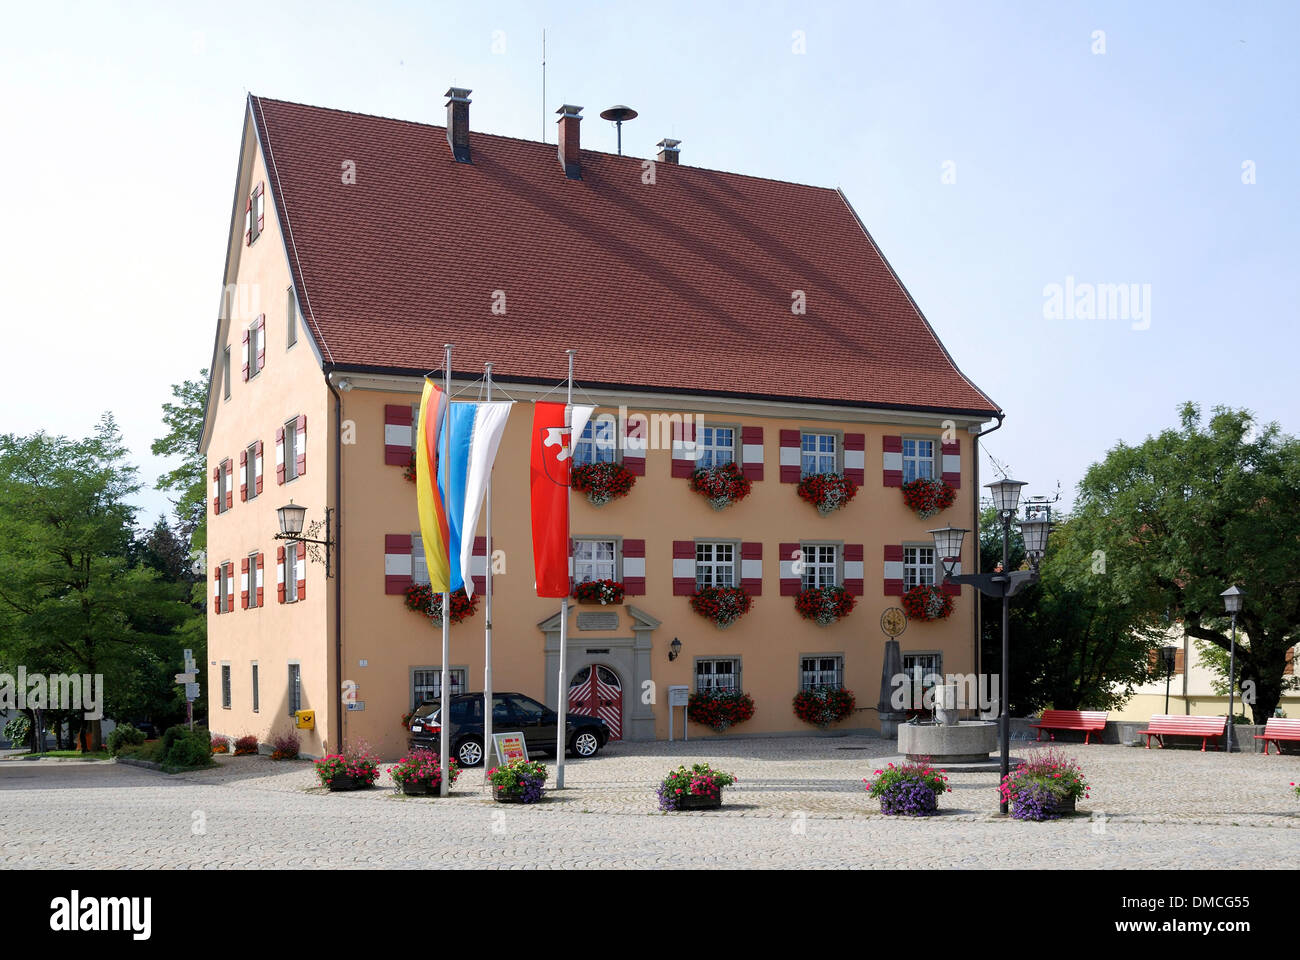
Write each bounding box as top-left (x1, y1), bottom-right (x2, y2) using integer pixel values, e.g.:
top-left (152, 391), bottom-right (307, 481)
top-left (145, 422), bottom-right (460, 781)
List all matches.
top-left (896, 683), bottom-right (1000, 766)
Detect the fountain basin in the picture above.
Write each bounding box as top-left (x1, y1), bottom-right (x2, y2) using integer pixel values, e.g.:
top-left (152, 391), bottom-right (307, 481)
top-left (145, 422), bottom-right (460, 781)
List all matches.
top-left (897, 720), bottom-right (998, 763)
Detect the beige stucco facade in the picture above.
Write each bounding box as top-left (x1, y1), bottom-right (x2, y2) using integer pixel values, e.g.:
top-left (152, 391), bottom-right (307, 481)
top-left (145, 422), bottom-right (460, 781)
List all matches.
top-left (202, 111), bottom-right (994, 760)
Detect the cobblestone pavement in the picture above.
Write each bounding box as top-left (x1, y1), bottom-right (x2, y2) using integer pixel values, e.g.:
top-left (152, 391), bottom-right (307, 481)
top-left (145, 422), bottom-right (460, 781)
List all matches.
top-left (2, 736), bottom-right (1297, 868)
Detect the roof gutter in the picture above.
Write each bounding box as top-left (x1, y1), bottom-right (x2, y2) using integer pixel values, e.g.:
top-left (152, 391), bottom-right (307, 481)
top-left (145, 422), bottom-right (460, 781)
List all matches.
top-left (324, 368), bottom-right (345, 754)
top-left (970, 412), bottom-right (1005, 691)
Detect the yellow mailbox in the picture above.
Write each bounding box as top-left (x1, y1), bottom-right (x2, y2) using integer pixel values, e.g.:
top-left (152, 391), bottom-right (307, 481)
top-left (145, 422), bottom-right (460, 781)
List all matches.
top-left (295, 709), bottom-right (315, 730)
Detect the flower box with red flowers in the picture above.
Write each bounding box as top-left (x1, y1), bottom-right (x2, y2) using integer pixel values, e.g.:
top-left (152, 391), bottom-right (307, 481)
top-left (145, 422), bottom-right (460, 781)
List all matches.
top-left (571, 461), bottom-right (637, 506)
top-left (387, 748), bottom-right (461, 796)
top-left (314, 750), bottom-right (381, 791)
top-left (656, 763), bottom-right (737, 811)
top-left (571, 579), bottom-right (625, 605)
top-left (686, 690), bottom-right (755, 733)
top-left (794, 585), bottom-right (857, 626)
top-left (901, 477), bottom-right (955, 519)
top-left (796, 472), bottom-right (858, 515)
top-left (688, 586), bottom-right (753, 628)
top-left (404, 584), bottom-right (479, 626)
top-left (793, 686), bottom-right (856, 728)
top-left (688, 462), bottom-right (752, 510)
top-left (404, 451), bottom-right (417, 483)
top-left (901, 584), bottom-right (954, 622)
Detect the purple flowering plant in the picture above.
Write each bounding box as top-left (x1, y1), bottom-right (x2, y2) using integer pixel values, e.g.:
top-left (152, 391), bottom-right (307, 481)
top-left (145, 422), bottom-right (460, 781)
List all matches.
top-left (863, 758), bottom-right (950, 816)
top-left (998, 747), bottom-right (1089, 820)
top-left (487, 758), bottom-right (549, 803)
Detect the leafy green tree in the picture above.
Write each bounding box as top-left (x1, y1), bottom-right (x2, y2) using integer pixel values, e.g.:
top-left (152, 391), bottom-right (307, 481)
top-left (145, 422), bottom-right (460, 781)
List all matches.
top-left (979, 508), bottom-right (1155, 713)
top-left (151, 370), bottom-right (209, 553)
top-left (1072, 403), bottom-right (1300, 722)
top-left (0, 416), bottom-right (191, 750)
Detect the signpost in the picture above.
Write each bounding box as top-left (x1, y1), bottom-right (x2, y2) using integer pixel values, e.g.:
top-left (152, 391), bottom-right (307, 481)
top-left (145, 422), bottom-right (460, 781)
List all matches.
top-left (181, 649), bottom-right (199, 730)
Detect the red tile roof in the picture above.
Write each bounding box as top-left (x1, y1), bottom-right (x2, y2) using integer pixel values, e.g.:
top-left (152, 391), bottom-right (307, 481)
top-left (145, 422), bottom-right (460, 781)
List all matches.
top-left (251, 95), bottom-right (998, 415)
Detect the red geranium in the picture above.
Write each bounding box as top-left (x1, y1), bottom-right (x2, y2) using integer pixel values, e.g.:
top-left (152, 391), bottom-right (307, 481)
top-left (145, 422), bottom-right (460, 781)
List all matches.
top-left (688, 586), bottom-right (753, 628)
top-left (571, 579), bottom-right (625, 605)
top-left (901, 477), bottom-right (955, 519)
top-left (571, 462), bottom-right (637, 505)
top-left (796, 472), bottom-right (858, 515)
top-left (688, 462), bottom-right (752, 510)
top-left (794, 586), bottom-right (857, 625)
top-left (687, 690), bottom-right (755, 733)
top-left (901, 584), bottom-right (954, 621)
top-left (404, 584), bottom-right (479, 626)
top-left (793, 687), bottom-right (856, 728)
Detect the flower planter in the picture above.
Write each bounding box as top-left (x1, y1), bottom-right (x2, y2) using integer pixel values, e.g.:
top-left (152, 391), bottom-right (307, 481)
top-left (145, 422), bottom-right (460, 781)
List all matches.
top-left (576, 596), bottom-right (623, 605)
top-left (326, 775), bottom-right (370, 792)
top-left (676, 793), bottom-right (723, 810)
top-left (398, 781), bottom-right (444, 796)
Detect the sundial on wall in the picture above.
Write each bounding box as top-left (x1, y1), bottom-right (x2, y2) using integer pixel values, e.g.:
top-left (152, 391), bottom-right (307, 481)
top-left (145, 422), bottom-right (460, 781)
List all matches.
top-left (880, 607), bottom-right (907, 638)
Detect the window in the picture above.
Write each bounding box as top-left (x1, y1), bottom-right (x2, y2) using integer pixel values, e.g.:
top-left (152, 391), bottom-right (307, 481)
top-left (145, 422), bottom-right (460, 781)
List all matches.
top-left (221, 664), bottom-right (231, 709)
top-left (695, 541), bottom-right (736, 588)
top-left (903, 546), bottom-right (937, 590)
top-left (801, 432), bottom-right (836, 477)
top-left (695, 658), bottom-right (739, 693)
top-left (412, 533), bottom-right (429, 586)
top-left (507, 695), bottom-right (548, 720)
top-left (573, 539), bottom-right (617, 583)
top-left (902, 438), bottom-right (936, 484)
top-left (244, 443), bottom-right (258, 500)
top-left (246, 184), bottom-right (264, 245)
top-left (251, 663), bottom-right (259, 713)
top-left (217, 459), bottom-right (230, 513)
top-left (412, 667), bottom-right (468, 707)
top-left (247, 551), bottom-right (260, 607)
top-left (697, 426), bottom-right (735, 469)
top-left (287, 663), bottom-right (301, 717)
top-left (286, 288), bottom-right (298, 348)
top-left (285, 542), bottom-right (300, 602)
top-left (222, 347), bottom-right (231, 400)
top-left (801, 543), bottom-right (839, 590)
top-left (901, 653), bottom-right (941, 711)
top-left (572, 417), bottom-right (616, 466)
top-left (217, 564), bottom-right (231, 613)
top-left (800, 656), bottom-right (844, 690)
top-left (283, 418), bottom-right (299, 482)
top-left (246, 319), bottom-right (263, 378)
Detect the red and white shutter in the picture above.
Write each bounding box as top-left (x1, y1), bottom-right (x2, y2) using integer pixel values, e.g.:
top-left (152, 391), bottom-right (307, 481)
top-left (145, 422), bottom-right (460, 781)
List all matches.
top-left (224, 461), bottom-right (233, 511)
top-left (225, 562), bottom-right (235, 612)
top-left (294, 415), bottom-right (307, 477)
top-left (622, 417), bottom-right (646, 476)
top-left (255, 183), bottom-right (265, 234)
top-left (471, 536), bottom-right (489, 595)
top-left (779, 542), bottom-right (801, 595)
top-left (256, 315), bottom-right (266, 372)
top-left (670, 420), bottom-right (696, 478)
top-left (384, 404), bottom-right (414, 466)
top-left (239, 449), bottom-right (248, 501)
top-left (240, 557), bottom-right (250, 609)
top-left (844, 433), bottom-right (865, 485)
top-left (276, 547), bottom-right (286, 603)
top-left (385, 534), bottom-right (413, 594)
top-left (296, 542), bottom-right (306, 600)
top-left (672, 540), bottom-right (696, 595)
top-left (241, 328), bottom-right (250, 381)
top-left (883, 545), bottom-right (904, 596)
top-left (740, 427), bottom-right (764, 481)
top-left (740, 542), bottom-right (762, 595)
top-left (623, 539), bottom-right (646, 595)
top-left (779, 430), bottom-right (801, 482)
top-left (844, 543), bottom-right (864, 596)
top-left (254, 441), bottom-right (264, 494)
top-left (275, 427), bottom-right (286, 484)
top-left (244, 195), bottom-right (252, 245)
top-left (882, 436), bottom-right (903, 487)
top-left (213, 566), bottom-right (222, 614)
top-left (255, 553), bottom-right (265, 607)
top-left (211, 466), bottom-right (221, 514)
top-left (941, 438), bottom-right (961, 488)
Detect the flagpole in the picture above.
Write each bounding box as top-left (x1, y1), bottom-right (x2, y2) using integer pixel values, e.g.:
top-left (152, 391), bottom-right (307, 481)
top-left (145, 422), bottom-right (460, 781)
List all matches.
top-left (557, 348), bottom-right (576, 789)
top-left (440, 343), bottom-right (452, 798)
top-left (483, 361), bottom-right (494, 785)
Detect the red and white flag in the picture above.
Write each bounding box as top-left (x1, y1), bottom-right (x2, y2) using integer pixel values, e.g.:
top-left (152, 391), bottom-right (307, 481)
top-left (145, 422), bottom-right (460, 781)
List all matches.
top-left (530, 402), bottom-right (594, 597)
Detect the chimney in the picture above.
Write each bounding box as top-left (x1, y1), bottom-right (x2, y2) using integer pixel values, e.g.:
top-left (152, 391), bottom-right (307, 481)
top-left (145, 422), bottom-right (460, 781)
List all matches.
top-left (556, 104), bottom-right (583, 179)
top-left (445, 87), bottom-right (472, 163)
top-left (656, 138), bottom-right (681, 165)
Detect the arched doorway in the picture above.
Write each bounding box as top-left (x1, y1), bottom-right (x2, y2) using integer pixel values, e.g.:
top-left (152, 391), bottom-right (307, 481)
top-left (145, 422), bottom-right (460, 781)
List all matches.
top-left (568, 665), bottom-right (623, 741)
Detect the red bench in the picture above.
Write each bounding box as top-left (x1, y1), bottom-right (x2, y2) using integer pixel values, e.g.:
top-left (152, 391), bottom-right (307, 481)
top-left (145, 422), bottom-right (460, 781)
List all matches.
top-left (1137, 714), bottom-right (1226, 752)
top-left (1029, 709), bottom-right (1108, 744)
top-left (1254, 718), bottom-right (1300, 755)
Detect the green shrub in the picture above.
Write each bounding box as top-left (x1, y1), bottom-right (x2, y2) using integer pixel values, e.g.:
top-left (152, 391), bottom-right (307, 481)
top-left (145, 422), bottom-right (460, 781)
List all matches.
top-left (3, 714), bottom-right (31, 747)
top-left (107, 725), bottom-right (146, 756)
top-left (159, 726), bottom-right (214, 770)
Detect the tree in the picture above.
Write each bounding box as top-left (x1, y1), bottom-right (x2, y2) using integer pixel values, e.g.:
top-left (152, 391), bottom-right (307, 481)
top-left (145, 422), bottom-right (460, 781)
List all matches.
top-left (1072, 403), bottom-right (1300, 722)
top-left (979, 507), bottom-right (1156, 714)
top-left (0, 416), bottom-right (191, 750)
top-left (151, 370), bottom-right (209, 553)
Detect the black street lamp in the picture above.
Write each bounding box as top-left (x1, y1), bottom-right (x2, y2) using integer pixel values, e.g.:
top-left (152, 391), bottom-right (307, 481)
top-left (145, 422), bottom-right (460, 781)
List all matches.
top-left (929, 478), bottom-right (1051, 815)
top-left (274, 500), bottom-right (335, 578)
top-left (1220, 585), bottom-right (1245, 753)
top-left (1159, 645), bottom-right (1178, 714)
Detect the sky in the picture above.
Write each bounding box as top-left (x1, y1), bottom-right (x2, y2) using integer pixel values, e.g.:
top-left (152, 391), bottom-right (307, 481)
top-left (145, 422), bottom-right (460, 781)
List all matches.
top-left (1, 0), bottom-right (1296, 527)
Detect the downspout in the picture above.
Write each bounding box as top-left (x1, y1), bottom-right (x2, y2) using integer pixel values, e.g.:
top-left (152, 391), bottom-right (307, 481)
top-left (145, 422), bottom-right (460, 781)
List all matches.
top-left (971, 413), bottom-right (1005, 708)
top-left (325, 369), bottom-right (345, 754)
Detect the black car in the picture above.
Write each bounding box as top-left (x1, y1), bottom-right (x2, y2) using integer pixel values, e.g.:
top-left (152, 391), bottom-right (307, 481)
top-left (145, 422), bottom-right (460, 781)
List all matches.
top-left (407, 692), bottom-right (609, 767)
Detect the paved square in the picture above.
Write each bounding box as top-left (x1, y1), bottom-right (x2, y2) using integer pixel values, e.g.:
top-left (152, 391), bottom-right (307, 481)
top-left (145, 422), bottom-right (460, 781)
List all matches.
top-left (2, 736), bottom-right (1297, 868)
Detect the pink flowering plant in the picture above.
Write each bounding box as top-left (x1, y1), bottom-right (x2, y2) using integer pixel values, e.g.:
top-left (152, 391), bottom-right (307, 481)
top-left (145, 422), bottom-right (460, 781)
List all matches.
top-left (657, 763), bottom-right (737, 811)
top-left (863, 759), bottom-right (950, 816)
top-left (313, 743), bottom-right (381, 788)
top-left (998, 748), bottom-right (1089, 820)
top-left (487, 758), bottom-right (549, 803)
top-left (387, 748), bottom-right (459, 792)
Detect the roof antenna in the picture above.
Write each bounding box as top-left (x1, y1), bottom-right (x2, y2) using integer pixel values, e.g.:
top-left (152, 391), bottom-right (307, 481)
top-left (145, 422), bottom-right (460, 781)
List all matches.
top-left (541, 29), bottom-right (547, 143)
top-left (600, 105), bottom-right (638, 155)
